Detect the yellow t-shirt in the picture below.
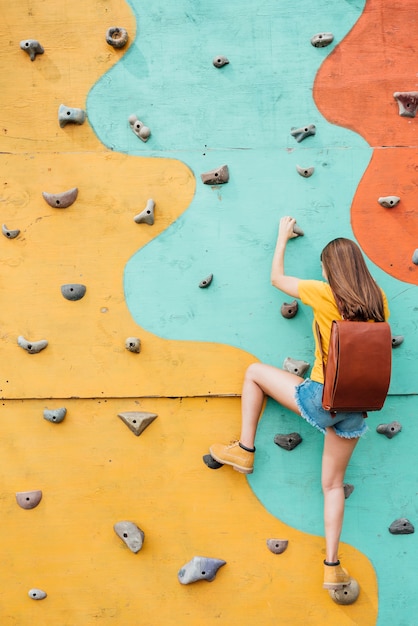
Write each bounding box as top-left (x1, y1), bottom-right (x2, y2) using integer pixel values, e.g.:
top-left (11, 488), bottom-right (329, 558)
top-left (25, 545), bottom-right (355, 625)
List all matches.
top-left (298, 280), bottom-right (390, 384)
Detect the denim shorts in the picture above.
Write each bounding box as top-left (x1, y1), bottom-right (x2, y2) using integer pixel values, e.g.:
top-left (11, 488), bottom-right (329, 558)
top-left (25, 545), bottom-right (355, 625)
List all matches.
top-left (294, 379), bottom-right (368, 439)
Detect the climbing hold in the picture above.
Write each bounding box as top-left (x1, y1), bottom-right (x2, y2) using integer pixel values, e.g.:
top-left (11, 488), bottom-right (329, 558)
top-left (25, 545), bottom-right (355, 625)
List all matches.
top-left (16, 490), bottom-right (42, 510)
top-left (128, 115), bottom-right (151, 142)
top-left (125, 337), bottom-right (141, 353)
top-left (42, 187), bottom-right (78, 209)
top-left (61, 284), bottom-right (86, 301)
top-left (412, 249), bottom-right (418, 265)
top-left (17, 336), bottom-right (48, 354)
top-left (2, 224), bottom-right (20, 239)
top-left (283, 357), bottom-right (309, 377)
top-left (106, 27), bottom-right (129, 48)
top-left (310, 33), bottom-right (334, 48)
top-left (58, 104), bottom-right (86, 128)
top-left (114, 521), bottom-right (145, 553)
top-left (200, 164), bottom-right (229, 185)
top-left (117, 411), bottom-right (157, 436)
top-left (28, 588), bottom-right (47, 600)
top-left (292, 224), bottom-right (304, 237)
top-left (290, 124), bottom-right (316, 142)
top-left (281, 299), bottom-right (298, 318)
top-left (392, 335), bottom-right (404, 347)
top-left (266, 539), bottom-right (288, 555)
top-left (376, 421), bottom-right (402, 439)
top-left (20, 39), bottom-right (44, 61)
top-left (43, 407), bottom-right (67, 424)
top-left (178, 556), bottom-right (226, 584)
top-left (199, 274), bottom-right (213, 288)
top-left (328, 578), bottom-right (360, 605)
top-left (274, 432), bottom-right (302, 451)
top-left (389, 518), bottom-right (415, 535)
top-left (343, 483), bottom-right (355, 499)
top-left (202, 454), bottom-right (223, 469)
top-left (133, 199), bottom-right (155, 225)
top-left (213, 55), bottom-right (229, 68)
top-left (393, 91), bottom-right (418, 118)
top-left (378, 196), bottom-right (400, 208)
top-left (296, 165), bottom-right (315, 178)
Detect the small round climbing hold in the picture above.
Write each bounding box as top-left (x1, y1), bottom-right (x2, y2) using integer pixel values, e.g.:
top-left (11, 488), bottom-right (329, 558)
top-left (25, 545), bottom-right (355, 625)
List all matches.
top-left (376, 421), bottom-right (402, 439)
top-left (16, 490), bottom-right (43, 510)
top-left (28, 588), bottom-right (47, 600)
top-left (266, 539), bottom-right (288, 554)
top-left (42, 187), bottom-right (78, 208)
top-left (201, 165), bottom-right (229, 185)
top-left (281, 300), bottom-right (298, 318)
top-left (283, 357), bottom-right (309, 377)
top-left (213, 55), bottom-right (229, 68)
top-left (106, 27), bottom-right (129, 48)
top-left (43, 407), bottom-right (67, 424)
top-left (20, 39), bottom-right (44, 61)
top-left (128, 115), bottom-right (151, 142)
top-left (114, 521), bottom-right (145, 552)
top-left (378, 196), bottom-right (400, 208)
top-left (61, 284), bottom-right (86, 301)
top-left (199, 274), bottom-right (213, 288)
top-left (296, 165), bottom-right (314, 178)
top-left (310, 33), bottom-right (334, 48)
top-left (391, 335), bottom-right (404, 347)
top-left (393, 91), bottom-right (418, 118)
top-left (389, 518), bottom-right (415, 535)
top-left (58, 104), bottom-right (86, 128)
top-left (274, 432), bottom-right (302, 451)
top-left (125, 337), bottom-right (141, 353)
top-left (328, 578), bottom-right (360, 605)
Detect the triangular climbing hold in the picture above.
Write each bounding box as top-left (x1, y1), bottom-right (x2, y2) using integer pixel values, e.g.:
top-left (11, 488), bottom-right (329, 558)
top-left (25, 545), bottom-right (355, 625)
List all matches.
top-left (117, 411), bottom-right (158, 436)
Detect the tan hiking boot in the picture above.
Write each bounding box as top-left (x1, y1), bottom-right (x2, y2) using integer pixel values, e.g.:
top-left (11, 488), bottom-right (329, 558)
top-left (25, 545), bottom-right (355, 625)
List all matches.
top-left (209, 441), bottom-right (254, 474)
top-left (323, 560), bottom-right (351, 589)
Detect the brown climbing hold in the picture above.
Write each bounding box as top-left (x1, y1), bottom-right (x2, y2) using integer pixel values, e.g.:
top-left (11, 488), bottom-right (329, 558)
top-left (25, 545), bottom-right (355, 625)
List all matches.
top-left (200, 165), bottom-right (229, 185)
top-left (393, 91), bottom-right (418, 117)
top-left (280, 300), bottom-right (298, 318)
top-left (16, 490), bottom-right (42, 510)
top-left (328, 578), bottom-right (360, 605)
top-left (389, 518), bottom-right (415, 535)
top-left (266, 539), bottom-right (288, 554)
top-left (274, 432), bottom-right (302, 451)
top-left (117, 411), bottom-right (157, 436)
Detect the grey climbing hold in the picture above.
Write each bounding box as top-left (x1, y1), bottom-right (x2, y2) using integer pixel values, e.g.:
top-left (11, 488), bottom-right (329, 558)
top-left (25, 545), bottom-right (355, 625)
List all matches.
top-left (133, 199), bottom-right (155, 225)
top-left (16, 490), bottom-right (42, 510)
top-left (114, 521), bottom-right (145, 553)
top-left (412, 249), bottom-right (418, 265)
top-left (125, 337), bottom-right (141, 353)
top-left (42, 187), bottom-right (78, 209)
top-left (266, 539), bottom-right (288, 554)
top-left (202, 454), bottom-right (223, 469)
top-left (283, 357), bottom-right (309, 377)
top-left (2, 224), bottom-right (20, 239)
top-left (296, 165), bottom-right (315, 178)
top-left (389, 518), bottom-right (415, 535)
top-left (20, 39), bottom-right (44, 61)
top-left (281, 300), bottom-right (298, 318)
top-left (393, 91), bottom-right (418, 118)
top-left (378, 196), bottom-right (400, 208)
top-left (213, 55), bottom-right (229, 68)
top-left (43, 407), bottom-right (67, 424)
top-left (310, 33), bottom-right (334, 48)
top-left (392, 335), bottom-right (404, 347)
top-left (28, 588), bottom-right (47, 600)
top-left (199, 274), bottom-right (213, 288)
top-left (274, 432), bottom-right (302, 451)
top-left (106, 27), bottom-right (129, 48)
top-left (200, 164), bottom-right (229, 185)
top-left (58, 104), bottom-right (86, 128)
top-left (61, 284), bottom-right (86, 301)
top-left (329, 578), bottom-right (360, 605)
top-left (292, 224), bottom-right (304, 237)
top-left (178, 556), bottom-right (226, 584)
top-left (128, 115), bottom-right (151, 142)
top-left (291, 124), bottom-right (316, 143)
top-left (117, 411), bottom-right (157, 436)
top-left (343, 483), bottom-right (355, 499)
top-left (18, 336), bottom-right (48, 354)
top-left (376, 421), bottom-right (402, 439)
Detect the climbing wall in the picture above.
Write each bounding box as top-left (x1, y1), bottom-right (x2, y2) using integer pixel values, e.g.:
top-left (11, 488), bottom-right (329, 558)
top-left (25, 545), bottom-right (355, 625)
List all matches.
top-left (0, 1), bottom-right (417, 624)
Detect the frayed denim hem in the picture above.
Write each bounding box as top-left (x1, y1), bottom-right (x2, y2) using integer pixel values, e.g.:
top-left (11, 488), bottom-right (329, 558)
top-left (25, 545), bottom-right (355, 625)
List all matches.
top-left (294, 385), bottom-right (327, 435)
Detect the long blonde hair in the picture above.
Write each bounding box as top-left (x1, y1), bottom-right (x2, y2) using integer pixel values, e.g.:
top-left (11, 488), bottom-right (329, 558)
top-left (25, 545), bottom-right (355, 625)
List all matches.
top-left (320, 238), bottom-right (385, 322)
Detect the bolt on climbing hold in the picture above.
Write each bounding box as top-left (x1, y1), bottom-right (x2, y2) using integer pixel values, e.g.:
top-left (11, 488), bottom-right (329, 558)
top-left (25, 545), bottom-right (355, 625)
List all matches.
top-left (43, 407), bottom-right (67, 424)
top-left (389, 518), bottom-right (415, 535)
top-left (133, 199), bottom-right (155, 225)
top-left (376, 420), bottom-right (402, 439)
top-left (178, 556), bottom-right (226, 584)
top-left (61, 284), bottom-right (86, 301)
top-left (378, 196), bottom-right (400, 208)
top-left (17, 336), bottom-right (48, 354)
top-left (311, 33), bottom-right (334, 48)
top-left (28, 588), bottom-right (47, 600)
top-left (128, 115), bottom-right (151, 142)
top-left (412, 249), bottom-right (418, 265)
top-left (117, 411), bottom-right (157, 436)
top-left (291, 124), bottom-right (316, 143)
top-left (125, 337), bottom-right (141, 353)
top-left (343, 483), bottom-right (355, 499)
top-left (20, 39), bottom-right (44, 61)
top-left (283, 357), bottom-right (309, 377)
top-left (42, 187), bottom-right (78, 209)
top-left (2, 224), bottom-right (20, 239)
top-left (392, 335), bottom-right (404, 347)
top-left (114, 521), bottom-right (145, 553)
top-left (292, 224), bottom-right (304, 236)
top-left (213, 55), bottom-right (229, 68)
top-left (202, 453), bottom-right (223, 469)
top-left (393, 91), bottom-right (418, 118)
top-left (106, 27), bottom-right (129, 48)
top-left (58, 104), bottom-right (86, 128)
top-left (16, 490), bottom-right (42, 510)
top-left (200, 164), bottom-right (229, 185)
top-left (328, 578), bottom-right (360, 605)
top-left (199, 274), bottom-right (213, 288)
top-left (281, 300), bottom-right (298, 318)
top-left (274, 432), bottom-right (302, 451)
top-left (266, 539), bottom-right (288, 554)
top-left (296, 165), bottom-right (315, 178)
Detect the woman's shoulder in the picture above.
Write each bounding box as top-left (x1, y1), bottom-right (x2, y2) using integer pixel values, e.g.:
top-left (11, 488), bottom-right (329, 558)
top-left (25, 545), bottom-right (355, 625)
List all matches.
top-left (298, 279), bottom-right (333, 303)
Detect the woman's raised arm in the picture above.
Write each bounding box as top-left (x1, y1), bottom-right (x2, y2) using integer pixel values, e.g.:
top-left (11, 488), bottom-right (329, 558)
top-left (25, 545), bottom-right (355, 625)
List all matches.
top-left (270, 216), bottom-right (300, 298)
